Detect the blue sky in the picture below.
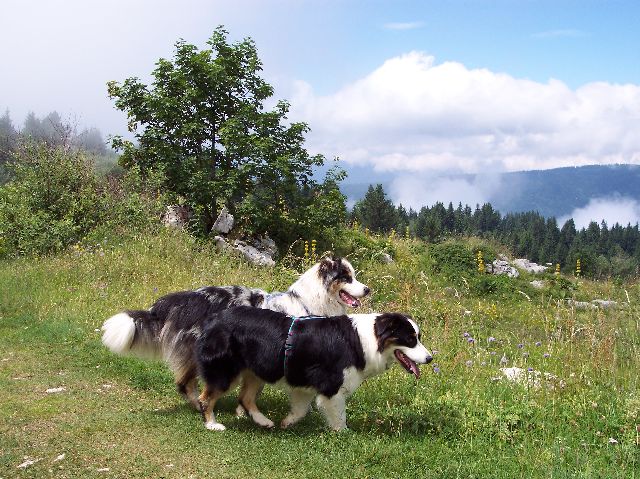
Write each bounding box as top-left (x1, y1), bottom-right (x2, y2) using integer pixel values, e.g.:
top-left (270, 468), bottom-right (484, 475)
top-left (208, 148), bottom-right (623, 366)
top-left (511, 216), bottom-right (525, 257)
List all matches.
top-left (2, 0), bottom-right (640, 222)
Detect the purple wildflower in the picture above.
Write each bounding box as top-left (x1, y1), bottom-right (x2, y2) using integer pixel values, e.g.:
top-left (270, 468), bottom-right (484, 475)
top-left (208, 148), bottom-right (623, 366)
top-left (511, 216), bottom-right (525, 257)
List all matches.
top-left (467, 337), bottom-right (475, 344)
top-left (544, 353), bottom-right (550, 358)
top-left (465, 360), bottom-right (473, 367)
top-left (433, 364), bottom-right (440, 373)
top-left (517, 343), bottom-right (524, 349)
top-left (463, 332), bottom-right (470, 338)
top-left (488, 336), bottom-right (496, 343)
top-left (535, 341), bottom-right (542, 347)
top-left (527, 367), bottom-right (534, 372)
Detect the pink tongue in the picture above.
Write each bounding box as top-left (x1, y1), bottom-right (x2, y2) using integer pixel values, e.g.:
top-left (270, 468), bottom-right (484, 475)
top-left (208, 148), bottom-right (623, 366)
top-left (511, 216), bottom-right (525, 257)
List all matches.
top-left (394, 350), bottom-right (420, 379)
top-left (340, 291), bottom-right (360, 308)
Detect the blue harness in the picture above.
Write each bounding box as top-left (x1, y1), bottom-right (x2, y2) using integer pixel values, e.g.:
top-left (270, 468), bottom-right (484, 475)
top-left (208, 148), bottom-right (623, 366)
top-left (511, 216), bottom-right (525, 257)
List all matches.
top-left (283, 315), bottom-right (326, 374)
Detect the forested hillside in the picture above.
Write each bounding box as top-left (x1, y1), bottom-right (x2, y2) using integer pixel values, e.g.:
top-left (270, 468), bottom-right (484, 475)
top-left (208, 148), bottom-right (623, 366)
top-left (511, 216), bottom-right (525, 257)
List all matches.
top-left (342, 164), bottom-right (640, 219)
top-left (352, 184), bottom-right (640, 278)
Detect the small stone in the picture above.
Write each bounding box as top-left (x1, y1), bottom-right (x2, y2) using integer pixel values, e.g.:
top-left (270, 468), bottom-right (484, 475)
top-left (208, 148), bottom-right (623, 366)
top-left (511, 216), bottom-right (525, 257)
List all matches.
top-left (17, 458), bottom-right (41, 469)
top-left (45, 387), bottom-right (66, 394)
top-left (379, 253), bottom-right (393, 264)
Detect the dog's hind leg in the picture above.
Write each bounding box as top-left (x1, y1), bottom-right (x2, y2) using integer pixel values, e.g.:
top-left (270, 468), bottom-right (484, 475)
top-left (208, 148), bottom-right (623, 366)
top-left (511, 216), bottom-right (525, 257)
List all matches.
top-left (176, 368), bottom-right (200, 410)
top-left (237, 371), bottom-right (274, 428)
top-left (281, 388), bottom-right (316, 429)
top-left (198, 384), bottom-right (227, 431)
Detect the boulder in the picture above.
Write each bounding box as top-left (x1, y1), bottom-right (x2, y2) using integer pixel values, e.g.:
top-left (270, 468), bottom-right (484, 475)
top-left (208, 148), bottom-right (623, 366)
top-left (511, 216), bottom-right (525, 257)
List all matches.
top-left (513, 258), bottom-right (547, 274)
top-left (212, 206), bottom-right (234, 234)
top-left (252, 236), bottom-right (278, 259)
top-left (161, 205), bottom-right (192, 229)
top-left (487, 259), bottom-right (519, 278)
top-left (233, 240), bottom-right (275, 267)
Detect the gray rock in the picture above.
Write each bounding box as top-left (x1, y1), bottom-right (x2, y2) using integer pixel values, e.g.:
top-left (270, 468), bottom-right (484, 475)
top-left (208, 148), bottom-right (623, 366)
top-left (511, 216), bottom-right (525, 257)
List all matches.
top-left (530, 280), bottom-right (545, 289)
top-left (212, 206), bottom-right (234, 234)
top-left (380, 253), bottom-right (393, 264)
top-left (488, 259), bottom-right (519, 278)
top-left (591, 299), bottom-right (617, 309)
top-left (252, 235), bottom-right (278, 258)
top-left (233, 240), bottom-right (275, 267)
top-left (567, 300), bottom-right (597, 310)
top-left (567, 299), bottom-right (618, 310)
top-left (161, 205), bottom-right (192, 229)
top-left (513, 258), bottom-right (547, 274)
top-left (213, 235), bottom-right (232, 252)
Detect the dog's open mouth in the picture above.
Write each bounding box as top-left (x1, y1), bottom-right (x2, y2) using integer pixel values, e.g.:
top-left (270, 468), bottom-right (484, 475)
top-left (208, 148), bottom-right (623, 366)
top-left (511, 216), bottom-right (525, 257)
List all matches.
top-left (339, 290), bottom-right (361, 308)
top-left (394, 350), bottom-right (420, 379)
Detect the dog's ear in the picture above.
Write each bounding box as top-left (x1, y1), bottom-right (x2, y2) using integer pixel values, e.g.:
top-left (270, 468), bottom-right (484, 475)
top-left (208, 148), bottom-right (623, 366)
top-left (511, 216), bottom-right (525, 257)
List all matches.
top-left (318, 256), bottom-right (339, 275)
top-left (374, 314), bottom-right (399, 352)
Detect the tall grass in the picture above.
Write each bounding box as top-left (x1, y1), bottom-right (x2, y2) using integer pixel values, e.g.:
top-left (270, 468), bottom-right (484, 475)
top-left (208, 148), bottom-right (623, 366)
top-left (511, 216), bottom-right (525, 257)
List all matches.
top-left (1, 230), bottom-right (638, 478)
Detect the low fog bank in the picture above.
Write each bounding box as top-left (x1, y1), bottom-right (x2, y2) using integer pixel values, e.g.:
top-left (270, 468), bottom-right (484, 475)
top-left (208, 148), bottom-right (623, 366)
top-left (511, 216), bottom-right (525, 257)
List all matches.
top-left (560, 197), bottom-right (640, 229)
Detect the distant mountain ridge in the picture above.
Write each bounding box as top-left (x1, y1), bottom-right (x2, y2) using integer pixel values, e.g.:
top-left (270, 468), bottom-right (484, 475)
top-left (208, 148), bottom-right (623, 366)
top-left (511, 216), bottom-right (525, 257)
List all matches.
top-left (341, 164), bottom-right (640, 219)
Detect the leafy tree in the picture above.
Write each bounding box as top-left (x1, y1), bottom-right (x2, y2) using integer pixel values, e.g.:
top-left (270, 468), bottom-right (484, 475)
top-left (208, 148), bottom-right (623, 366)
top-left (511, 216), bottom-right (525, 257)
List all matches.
top-left (107, 27), bottom-right (343, 244)
top-left (352, 184), bottom-right (397, 233)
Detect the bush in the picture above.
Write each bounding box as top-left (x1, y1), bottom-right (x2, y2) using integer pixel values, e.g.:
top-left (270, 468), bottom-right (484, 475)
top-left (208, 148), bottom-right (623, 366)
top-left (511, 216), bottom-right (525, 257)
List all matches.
top-left (0, 142), bottom-right (164, 257)
top-left (469, 274), bottom-right (514, 297)
top-left (331, 226), bottom-right (396, 263)
top-left (430, 241), bottom-right (475, 275)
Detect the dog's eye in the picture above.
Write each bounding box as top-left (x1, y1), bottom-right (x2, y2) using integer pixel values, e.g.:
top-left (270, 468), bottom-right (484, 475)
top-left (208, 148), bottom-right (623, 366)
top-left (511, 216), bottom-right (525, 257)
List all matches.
top-left (334, 274), bottom-right (352, 283)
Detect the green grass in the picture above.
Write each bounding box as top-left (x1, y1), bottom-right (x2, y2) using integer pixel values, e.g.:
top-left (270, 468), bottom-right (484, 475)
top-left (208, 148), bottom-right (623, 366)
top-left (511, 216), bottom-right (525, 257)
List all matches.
top-left (1, 230), bottom-right (639, 478)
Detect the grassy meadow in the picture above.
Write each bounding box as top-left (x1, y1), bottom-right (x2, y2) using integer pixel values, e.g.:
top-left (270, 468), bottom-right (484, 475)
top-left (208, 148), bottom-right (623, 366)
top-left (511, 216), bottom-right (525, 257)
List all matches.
top-left (1, 230), bottom-right (639, 478)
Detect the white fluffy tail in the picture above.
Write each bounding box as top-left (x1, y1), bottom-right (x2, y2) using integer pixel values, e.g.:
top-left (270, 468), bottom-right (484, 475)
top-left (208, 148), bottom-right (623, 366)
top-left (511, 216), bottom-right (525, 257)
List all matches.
top-left (101, 312), bottom-right (136, 355)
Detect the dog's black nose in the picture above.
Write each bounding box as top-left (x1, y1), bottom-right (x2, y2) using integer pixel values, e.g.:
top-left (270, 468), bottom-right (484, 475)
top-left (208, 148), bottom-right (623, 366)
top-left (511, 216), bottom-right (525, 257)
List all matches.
top-left (363, 286), bottom-right (371, 296)
top-left (425, 355), bottom-right (433, 364)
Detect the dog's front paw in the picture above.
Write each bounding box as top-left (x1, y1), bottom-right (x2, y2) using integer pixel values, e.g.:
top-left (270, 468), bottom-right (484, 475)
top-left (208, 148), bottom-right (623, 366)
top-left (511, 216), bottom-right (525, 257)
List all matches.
top-left (205, 421), bottom-right (226, 431)
top-left (254, 416), bottom-right (275, 428)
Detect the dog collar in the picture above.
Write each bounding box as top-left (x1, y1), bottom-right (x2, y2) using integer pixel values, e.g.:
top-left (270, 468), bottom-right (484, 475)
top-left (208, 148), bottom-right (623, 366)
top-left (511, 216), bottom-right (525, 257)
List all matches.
top-left (283, 315), bottom-right (326, 374)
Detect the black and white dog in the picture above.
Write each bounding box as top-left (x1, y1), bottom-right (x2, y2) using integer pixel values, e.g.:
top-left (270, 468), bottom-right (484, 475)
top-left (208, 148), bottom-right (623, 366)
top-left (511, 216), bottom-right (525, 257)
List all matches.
top-left (101, 257), bottom-right (370, 410)
top-left (196, 307), bottom-right (432, 431)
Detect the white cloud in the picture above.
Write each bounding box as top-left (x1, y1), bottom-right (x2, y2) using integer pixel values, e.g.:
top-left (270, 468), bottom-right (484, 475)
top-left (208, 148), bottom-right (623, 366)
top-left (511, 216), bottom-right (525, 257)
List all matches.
top-left (383, 22), bottom-right (424, 31)
top-left (290, 52), bottom-right (640, 174)
top-left (389, 173), bottom-right (500, 210)
top-left (560, 197), bottom-right (640, 229)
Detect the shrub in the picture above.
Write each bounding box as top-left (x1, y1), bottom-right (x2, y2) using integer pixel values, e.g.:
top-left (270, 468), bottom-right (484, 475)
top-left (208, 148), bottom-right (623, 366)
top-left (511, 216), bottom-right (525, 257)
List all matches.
top-left (430, 241), bottom-right (475, 275)
top-left (0, 143), bottom-right (107, 256)
top-left (0, 142), bottom-right (165, 257)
